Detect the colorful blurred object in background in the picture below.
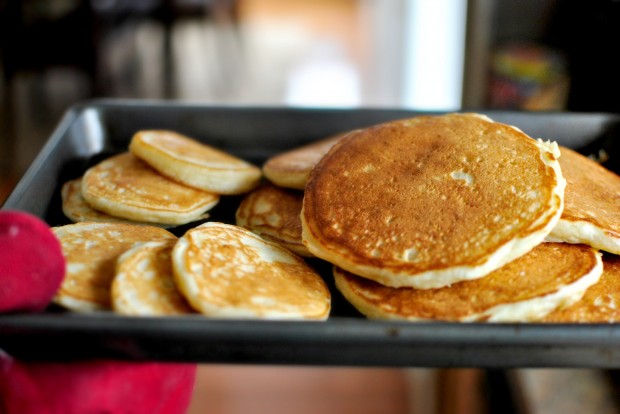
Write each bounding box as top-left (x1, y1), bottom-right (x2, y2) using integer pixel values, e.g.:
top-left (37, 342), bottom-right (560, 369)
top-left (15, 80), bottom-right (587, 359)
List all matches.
top-left (488, 43), bottom-right (569, 111)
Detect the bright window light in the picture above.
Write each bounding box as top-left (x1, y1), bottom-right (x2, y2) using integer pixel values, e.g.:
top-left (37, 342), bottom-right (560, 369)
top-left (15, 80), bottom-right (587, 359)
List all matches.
top-left (403, 0), bottom-right (467, 110)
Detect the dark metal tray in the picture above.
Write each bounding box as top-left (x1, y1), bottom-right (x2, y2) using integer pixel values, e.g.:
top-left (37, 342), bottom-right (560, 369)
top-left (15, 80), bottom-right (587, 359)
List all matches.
top-left (3, 100), bottom-right (620, 367)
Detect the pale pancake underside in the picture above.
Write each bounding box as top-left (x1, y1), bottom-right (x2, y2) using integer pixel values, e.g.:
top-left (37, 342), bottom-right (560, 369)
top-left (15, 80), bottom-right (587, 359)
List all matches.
top-left (235, 184), bottom-right (311, 257)
top-left (81, 152), bottom-right (219, 225)
top-left (172, 222), bottom-right (330, 320)
top-left (130, 130), bottom-right (262, 195)
top-left (112, 240), bottom-right (195, 316)
top-left (52, 222), bottom-right (177, 312)
top-left (302, 113), bottom-right (566, 289)
top-left (334, 243), bottom-right (603, 322)
top-left (547, 146), bottom-right (620, 254)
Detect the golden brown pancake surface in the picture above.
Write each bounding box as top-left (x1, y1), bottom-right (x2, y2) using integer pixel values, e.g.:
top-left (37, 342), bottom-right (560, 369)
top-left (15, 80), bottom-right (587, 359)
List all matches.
top-left (52, 222), bottom-right (177, 312)
top-left (130, 130), bottom-right (262, 195)
top-left (235, 184), bottom-right (309, 257)
top-left (262, 133), bottom-right (345, 189)
top-left (172, 222), bottom-right (330, 320)
top-left (543, 254), bottom-right (620, 323)
top-left (335, 243), bottom-right (602, 322)
top-left (112, 240), bottom-right (195, 316)
top-left (303, 113), bottom-right (565, 288)
top-left (548, 146), bottom-right (620, 253)
top-left (81, 152), bottom-right (219, 225)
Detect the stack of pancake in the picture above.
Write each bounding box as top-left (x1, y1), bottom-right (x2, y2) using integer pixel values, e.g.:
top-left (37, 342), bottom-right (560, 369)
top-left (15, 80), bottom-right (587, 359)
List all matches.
top-left (259, 113), bottom-right (620, 323)
top-left (52, 219), bottom-right (331, 320)
top-left (235, 133), bottom-right (345, 257)
top-left (62, 130), bottom-right (263, 227)
top-left (53, 130), bottom-right (331, 320)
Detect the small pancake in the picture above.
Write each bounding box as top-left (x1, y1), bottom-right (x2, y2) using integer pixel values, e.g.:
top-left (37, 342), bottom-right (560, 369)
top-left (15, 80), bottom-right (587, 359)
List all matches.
top-left (547, 146), bottom-right (620, 254)
top-left (334, 243), bottom-right (602, 322)
top-left (262, 133), bottom-right (346, 189)
top-left (235, 184), bottom-right (310, 257)
top-left (61, 178), bottom-right (179, 228)
top-left (112, 240), bottom-right (195, 316)
top-left (52, 222), bottom-right (177, 312)
top-left (303, 113), bottom-right (565, 289)
top-left (130, 130), bottom-right (262, 195)
top-left (543, 254), bottom-right (620, 322)
top-left (81, 152), bottom-right (219, 225)
top-left (172, 222), bottom-right (330, 320)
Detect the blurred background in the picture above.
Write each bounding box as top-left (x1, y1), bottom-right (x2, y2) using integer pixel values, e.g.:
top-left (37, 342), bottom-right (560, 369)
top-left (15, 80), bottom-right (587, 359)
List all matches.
top-left (2, 0), bottom-right (620, 413)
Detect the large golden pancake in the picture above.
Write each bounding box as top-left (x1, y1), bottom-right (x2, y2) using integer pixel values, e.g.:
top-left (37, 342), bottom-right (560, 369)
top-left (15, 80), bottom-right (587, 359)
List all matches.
top-left (172, 222), bottom-right (330, 320)
top-left (61, 178), bottom-right (177, 228)
top-left (543, 254), bottom-right (620, 322)
top-left (262, 133), bottom-right (346, 190)
top-left (81, 152), bottom-right (219, 225)
top-left (112, 240), bottom-right (195, 316)
top-left (52, 222), bottom-right (177, 312)
top-left (235, 184), bottom-right (310, 257)
top-left (547, 146), bottom-right (620, 254)
top-left (334, 243), bottom-right (602, 322)
top-left (303, 113), bottom-right (565, 289)
top-left (129, 130), bottom-right (262, 195)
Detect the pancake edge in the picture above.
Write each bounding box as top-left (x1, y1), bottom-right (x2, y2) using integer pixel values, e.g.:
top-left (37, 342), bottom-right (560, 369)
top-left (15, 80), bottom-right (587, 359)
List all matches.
top-left (53, 294), bottom-right (108, 313)
top-left (548, 219), bottom-right (620, 255)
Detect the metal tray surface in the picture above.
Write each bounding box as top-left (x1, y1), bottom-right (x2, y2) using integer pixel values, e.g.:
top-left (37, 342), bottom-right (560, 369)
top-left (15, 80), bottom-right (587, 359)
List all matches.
top-left (3, 100), bottom-right (620, 368)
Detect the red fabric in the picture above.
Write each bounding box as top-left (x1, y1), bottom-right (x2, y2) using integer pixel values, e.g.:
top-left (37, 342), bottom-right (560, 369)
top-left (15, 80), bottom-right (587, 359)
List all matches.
top-left (0, 211), bottom-right (198, 414)
top-left (0, 355), bottom-right (197, 414)
top-left (0, 211), bottom-right (66, 312)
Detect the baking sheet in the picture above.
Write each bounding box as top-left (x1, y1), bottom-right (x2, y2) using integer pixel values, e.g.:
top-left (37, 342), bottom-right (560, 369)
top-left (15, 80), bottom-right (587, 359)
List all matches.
top-left (2, 100), bottom-right (620, 367)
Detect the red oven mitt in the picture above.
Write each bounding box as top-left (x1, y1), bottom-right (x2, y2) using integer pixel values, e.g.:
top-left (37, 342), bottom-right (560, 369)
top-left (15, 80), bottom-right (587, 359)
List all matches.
top-left (0, 357), bottom-right (197, 414)
top-left (0, 210), bottom-right (65, 312)
top-left (0, 210), bottom-right (197, 414)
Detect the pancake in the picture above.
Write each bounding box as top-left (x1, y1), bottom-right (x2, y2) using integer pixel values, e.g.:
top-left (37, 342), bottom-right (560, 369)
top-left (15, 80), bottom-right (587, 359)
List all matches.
top-left (172, 222), bottom-right (330, 320)
top-left (129, 130), bottom-right (262, 195)
top-left (81, 152), bottom-right (219, 225)
top-left (262, 132), bottom-right (346, 190)
top-left (235, 184), bottom-right (310, 257)
top-left (61, 178), bottom-right (179, 228)
top-left (302, 113), bottom-right (565, 289)
top-left (334, 242), bottom-right (602, 322)
top-left (112, 240), bottom-right (195, 316)
top-left (543, 254), bottom-right (620, 322)
top-left (547, 146), bottom-right (620, 254)
top-left (52, 222), bottom-right (177, 312)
